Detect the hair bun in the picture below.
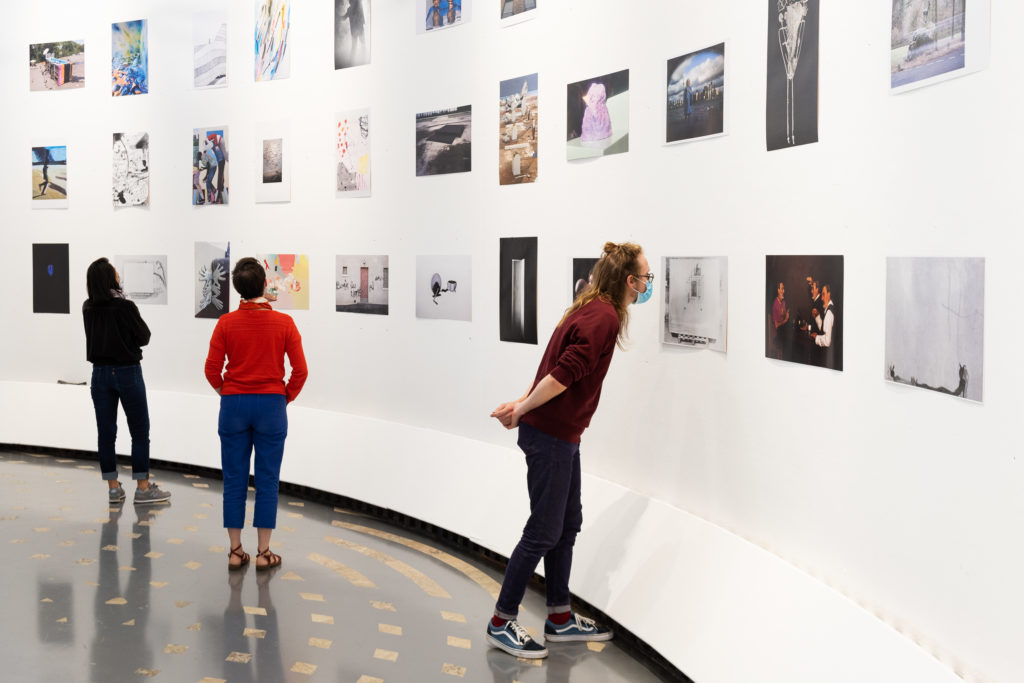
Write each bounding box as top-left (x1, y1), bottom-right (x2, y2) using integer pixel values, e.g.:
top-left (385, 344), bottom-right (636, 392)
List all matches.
top-left (603, 242), bottom-right (618, 255)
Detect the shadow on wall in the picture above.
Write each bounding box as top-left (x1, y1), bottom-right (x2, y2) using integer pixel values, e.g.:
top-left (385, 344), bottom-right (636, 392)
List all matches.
top-left (580, 491), bottom-right (655, 609)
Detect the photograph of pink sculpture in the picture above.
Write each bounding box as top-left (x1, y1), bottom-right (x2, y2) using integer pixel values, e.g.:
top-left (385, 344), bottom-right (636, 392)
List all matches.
top-left (566, 69), bottom-right (629, 160)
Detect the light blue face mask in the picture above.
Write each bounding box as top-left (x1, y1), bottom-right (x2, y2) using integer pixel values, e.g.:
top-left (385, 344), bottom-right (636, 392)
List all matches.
top-left (631, 280), bottom-right (653, 305)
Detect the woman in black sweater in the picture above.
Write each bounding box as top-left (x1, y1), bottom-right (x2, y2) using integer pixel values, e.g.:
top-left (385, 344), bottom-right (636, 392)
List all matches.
top-left (83, 258), bottom-right (170, 505)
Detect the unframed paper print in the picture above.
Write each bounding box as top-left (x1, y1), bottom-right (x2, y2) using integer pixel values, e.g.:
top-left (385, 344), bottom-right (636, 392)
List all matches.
top-left (112, 20), bottom-right (148, 96)
top-left (890, 0), bottom-right (990, 93)
top-left (499, 74), bottom-right (538, 185)
top-left (335, 0), bottom-right (370, 69)
top-left (32, 243), bottom-right (70, 314)
top-left (766, 0), bottom-right (818, 151)
top-left (255, 0), bottom-right (291, 81)
top-left (501, 0), bottom-right (536, 25)
top-left (570, 257), bottom-right (599, 301)
top-left (258, 254), bottom-right (310, 310)
top-left (193, 11), bottom-right (228, 89)
top-left (765, 255), bottom-right (843, 371)
top-left (193, 126), bottom-right (229, 205)
top-left (115, 255), bottom-right (167, 305)
top-left (32, 145), bottom-right (68, 208)
top-left (667, 43), bottom-right (725, 144)
top-left (256, 121), bottom-right (290, 203)
top-left (663, 256), bottom-right (728, 352)
top-left (29, 40), bottom-right (85, 91)
top-left (566, 69), bottom-right (629, 160)
top-left (336, 255), bottom-right (388, 315)
top-left (416, 255), bottom-right (471, 321)
top-left (885, 257), bottom-right (984, 402)
top-left (419, 0), bottom-right (470, 33)
top-left (195, 242), bottom-right (230, 319)
top-left (416, 106), bottom-right (472, 177)
top-left (336, 109), bottom-right (371, 197)
top-left (112, 132), bottom-right (150, 207)
top-left (499, 237), bottom-right (537, 344)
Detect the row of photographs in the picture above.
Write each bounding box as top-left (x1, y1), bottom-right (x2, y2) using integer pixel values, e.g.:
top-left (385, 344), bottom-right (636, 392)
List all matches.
top-left (30, 244), bottom-right (986, 404)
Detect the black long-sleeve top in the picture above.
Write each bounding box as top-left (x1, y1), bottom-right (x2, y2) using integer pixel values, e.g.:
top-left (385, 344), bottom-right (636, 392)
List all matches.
top-left (83, 297), bottom-right (151, 365)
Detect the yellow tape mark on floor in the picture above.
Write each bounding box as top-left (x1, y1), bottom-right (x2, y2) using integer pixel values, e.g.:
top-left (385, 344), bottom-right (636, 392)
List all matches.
top-left (332, 520), bottom-right (502, 600)
top-left (306, 552), bottom-right (375, 588)
top-left (324, 535), bottom-right (451, 599)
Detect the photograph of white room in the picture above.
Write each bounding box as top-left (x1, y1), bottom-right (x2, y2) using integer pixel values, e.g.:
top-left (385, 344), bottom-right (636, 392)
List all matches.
top-left (662, 256), bottom-right (727, 351)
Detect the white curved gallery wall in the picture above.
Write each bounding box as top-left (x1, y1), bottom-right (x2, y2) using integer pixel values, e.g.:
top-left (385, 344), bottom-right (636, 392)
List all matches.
top-left (1, 1), bottom-right (1021, 681)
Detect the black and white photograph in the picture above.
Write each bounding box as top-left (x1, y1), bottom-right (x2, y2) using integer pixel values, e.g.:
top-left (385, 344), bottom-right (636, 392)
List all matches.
top-left (765, 255), bottom-right (843, 371)
top-left (766, 0), bottom-right (818, 151)
top-left (114, 255), bottom-right (167, 305)
top-left (112, 132), bottom-right (149, 207)
top-left (255, 121), bottom-right (290, 203)
top-left (890, 0), bottom-right (989, 92)
top-left (416, 255), bottom-right (472, 321)
top-left (195, 241), bottom-right (230, 319)
top-left (336, 255), bottom-right (388, 315)
top-left (499, 237), bottom-right (537, 344)
top-left (885, 257), bottom-right (984, 402)
top-left (193, 11), bottom-right (227, 89)
top-left (32, 243), bottom-right (70, 314)
top-left (335, 0), bottom-right (369, 70)
top-left (571, 257), bottom-right (599, 301)
top-left (663, 256), bottom-right (728, 352)
top-left (566, 69), bottom-right (629, 160)
top-left (667, 43), bottom-right (725, 144)
top-left (416, 106), bottom-right (472, 177)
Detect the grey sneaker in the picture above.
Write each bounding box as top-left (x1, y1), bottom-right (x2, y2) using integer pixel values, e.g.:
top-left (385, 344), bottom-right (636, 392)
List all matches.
top-left (108, 485), bottom-right (126, 504)
top-left (134, 483), bottom-right (171, 504)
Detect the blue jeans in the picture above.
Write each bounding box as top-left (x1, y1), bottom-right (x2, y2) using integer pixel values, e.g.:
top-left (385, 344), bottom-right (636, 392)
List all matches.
top-left (90, 365), bottom-right (150, 481)
top-left (218, 394), bottom-right (288, 529)
top-left (494, 422), bottom-right (582, 620)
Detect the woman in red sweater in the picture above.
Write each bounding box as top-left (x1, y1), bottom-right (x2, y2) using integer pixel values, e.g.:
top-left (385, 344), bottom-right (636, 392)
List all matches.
top-left (204, 257), bottom-right (308, 570)
top-left (486, 242), bottom-right (652, 659)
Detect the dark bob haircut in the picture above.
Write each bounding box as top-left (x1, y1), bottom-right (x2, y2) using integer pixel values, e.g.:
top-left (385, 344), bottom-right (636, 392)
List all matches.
top-left (86, 258), bottom-right (122, 304)
top-left (232, 257), bottom-right (266, 300)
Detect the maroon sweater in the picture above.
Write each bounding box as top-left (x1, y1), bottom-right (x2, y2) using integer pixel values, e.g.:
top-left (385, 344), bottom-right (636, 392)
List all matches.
top-left (520, 298), bottom-right (620, 443)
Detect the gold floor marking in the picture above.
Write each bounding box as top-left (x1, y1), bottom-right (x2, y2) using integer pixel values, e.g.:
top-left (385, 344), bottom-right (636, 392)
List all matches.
top-left (442, 662), bottom-right (467, 677)
top-left (308, 637), bottom-right (332, 649)
top-left (150, 581), bottom-right (168, 588)
top-left (187, 623), bottom-right (201, 631)
top-left (291, 662), bottom-right (317, 675)
top-left (244, 628), bottom-right (266, 639)
top-left (184, 561), bottom-right (202, 570)
top-left (299, 592), bottom-right (325, 602)
top-left (225, 652), bottom-right (252, 663)
top-left (123, 619), bottom-right (135, 626)
top-left (374, 648), bottom-right (398, 662)
top-left (378, 623), bottom-right (402, 636)
top-left (243, 606), bottom-right (267, 616)
top-left (587, 642), bottom-right (607, 652)
top-left (105, 597), bottom-right (127, 605)
top-left (357, 677), bottom-right (384, 683)
top-left (332, 520), bottom-right (501, 600)
top-left (306, 553), bottom-right (375, 588)
top-left (174, 601), bottom-right (191, 608)
top-left (370, 600), bottom-right (396, 612)
top-left (324, 535), bottom-right (451, 598)
top-left (311, 613), bottom-right (334, 624)
top-left (134, 668), bottom-right (159, 677)
top-left (198, 678), bottom-right (226, 683)
top-left (447, 635), bottom-right (471, 649)
top-left (145, 552), bottom-right (163, 559)
top-left (280, 571), bottom-right (304, 581)
top-left (163, 644), bottom-right (188, 654)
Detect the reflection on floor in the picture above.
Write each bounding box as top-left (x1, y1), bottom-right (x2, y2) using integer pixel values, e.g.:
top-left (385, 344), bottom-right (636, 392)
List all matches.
top-left (0, 450), bottom-right (665, 682)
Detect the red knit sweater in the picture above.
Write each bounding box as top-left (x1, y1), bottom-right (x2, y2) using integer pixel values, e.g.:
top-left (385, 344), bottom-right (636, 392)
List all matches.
top-left (520, 298), bottom-right (621, 443)
top-left (204, 302), bottom-right (308, 402)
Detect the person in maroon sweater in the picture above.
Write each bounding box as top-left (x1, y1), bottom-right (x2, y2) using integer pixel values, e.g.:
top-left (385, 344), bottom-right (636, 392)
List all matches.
top-left (204, 257), bottom-right (308, 571)
top-left (485, 241), bottom-right (653, 659)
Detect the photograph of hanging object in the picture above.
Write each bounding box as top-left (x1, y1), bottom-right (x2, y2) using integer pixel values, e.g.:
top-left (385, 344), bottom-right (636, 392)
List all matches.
top-left (663, 256), bottom-right (728, 352)
top-left (766, 0), bottom-right (818, 150)
top-left (499, 237), bottom-right (537, 344)
top-left (416, 255), bottom-right (471, 321)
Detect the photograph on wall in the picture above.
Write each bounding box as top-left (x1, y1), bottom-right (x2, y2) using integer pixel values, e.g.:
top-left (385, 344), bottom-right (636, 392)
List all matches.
top-left (501, 0), bottom-right (536, 25)
top-left (32, 244), bottom-right (70, 315)
top-left (255, 121), bottom-right (291, 203)
top-left (336, 255), bottom-right (388, 315)
top-left (499, 73), bottom-right (538, 185)
top-left (337, 108), bottom-right (371, 197)
top-left (112, 132), bottom-right (150, 208)
top-left (258, 254), bottom-right (309, 310)
top-left (890, 0), bottom-right (990, 93)
top-left (111, 20), bottom-right (148, 96)
top-left (571, 257), bottom-right (599, 301)
top-left (195, 241), bottom-right (230, 319)
top-left (255, 0), bottom-right (291, 82)
top-left (416, 106), bottom-right (472, 177)
top-left (663, 256), bottom-right (728, 352)
top-left (416, 255), bottom-right (471, 321)
top-left (766, 0), bottom-right (818, 151)
top-left (885, 257), bottom-right (984, 402)
top-left (335, 0), bottom-right (370, 70)
top-left (193, 11), bottom-right (228, 89)
top-left (499, 237), bottom-right (538, 344)
top-left (418, 0), bottom-right (470, 33)
top-left (765, 255), bottom-right (843, 371)
top-left (114, 255), bottom-right (167, 305)
top-left (566, 69), bottom-right (629, 161)
top-left (29, 40), bottom-right (85, 91)
top-left (667, 43), bottom-right (725, 144)
top-left (31, 145), bottom-right (68, 208)
top-left (193, 126), bottom-right (228, 206)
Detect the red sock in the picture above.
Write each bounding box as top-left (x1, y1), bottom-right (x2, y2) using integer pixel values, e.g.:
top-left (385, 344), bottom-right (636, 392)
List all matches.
top-left (548, 610), bottom-right (571, 625)
top-left (491, 615), bottom-right (508, 628)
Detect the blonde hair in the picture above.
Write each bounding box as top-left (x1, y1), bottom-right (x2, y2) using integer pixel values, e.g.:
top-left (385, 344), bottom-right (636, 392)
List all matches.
top-left (560, 242), bottom-right (644, 349)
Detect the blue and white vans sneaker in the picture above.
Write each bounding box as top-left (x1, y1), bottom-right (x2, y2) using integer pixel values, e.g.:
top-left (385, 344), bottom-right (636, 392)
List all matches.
top-left (485, 619), bottom-right (548, 659)
top-left (544, 613), bottom-right (614, 642)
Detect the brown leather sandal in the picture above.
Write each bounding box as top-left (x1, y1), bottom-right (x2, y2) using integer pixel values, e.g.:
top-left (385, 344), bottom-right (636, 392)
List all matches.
top-left (255, 547), bottom-right (282, 571)
top-left (228, 544), bottom-right (250, 570)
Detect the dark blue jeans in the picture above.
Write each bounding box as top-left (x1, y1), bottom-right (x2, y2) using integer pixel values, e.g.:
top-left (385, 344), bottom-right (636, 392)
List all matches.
top-left (90, 365), bottom-right (150, 481)
top-left (495, 422), bottom-right (583, 620)
top-left (218, 394), bottom-right (288, 530)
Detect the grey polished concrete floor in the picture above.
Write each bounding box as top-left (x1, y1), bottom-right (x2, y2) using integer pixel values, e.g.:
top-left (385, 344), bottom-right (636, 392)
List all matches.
top-left (0, 451), bottom-right (666, 682)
